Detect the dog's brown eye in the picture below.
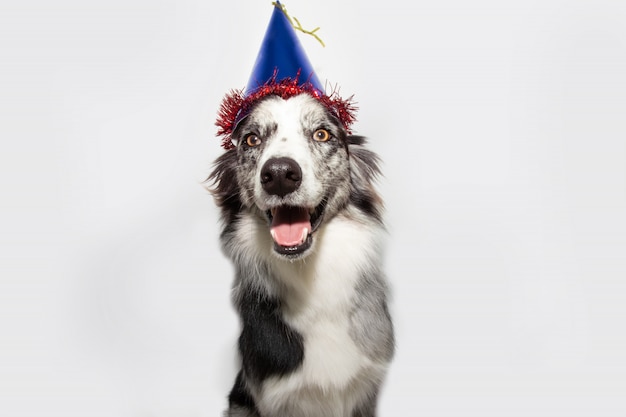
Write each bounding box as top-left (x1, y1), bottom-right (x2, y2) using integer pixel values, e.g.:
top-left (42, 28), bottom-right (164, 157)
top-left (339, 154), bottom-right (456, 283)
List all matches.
top-left (313, 129), bottom-right (331, 142)
top-left (245, 134), bottom-right (262, 147)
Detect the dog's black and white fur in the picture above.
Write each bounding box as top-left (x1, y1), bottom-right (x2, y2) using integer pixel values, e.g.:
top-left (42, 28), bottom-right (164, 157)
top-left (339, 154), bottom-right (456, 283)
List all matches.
top-left (209, 93), bottom-right (394, 417)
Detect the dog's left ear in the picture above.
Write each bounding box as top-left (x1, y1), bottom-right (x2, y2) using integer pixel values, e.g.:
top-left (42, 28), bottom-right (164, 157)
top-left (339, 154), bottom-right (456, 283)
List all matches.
top-left (347, 136), bottom-right (384, 221)
top-left (347, 136), bottom-right (381, 179)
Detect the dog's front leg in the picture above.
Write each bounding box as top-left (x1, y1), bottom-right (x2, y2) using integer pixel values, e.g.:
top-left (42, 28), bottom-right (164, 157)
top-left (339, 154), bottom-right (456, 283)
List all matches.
top-left (226, 370), bottom-right (260, 417)
top-left (237, 286), bottom-right (304, 381)
top-left (226, 282), bottom-right (305, 416)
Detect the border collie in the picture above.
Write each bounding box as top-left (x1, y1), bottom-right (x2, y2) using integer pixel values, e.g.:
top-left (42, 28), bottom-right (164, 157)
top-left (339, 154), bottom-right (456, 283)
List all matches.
top-left (209, 93), bottom-right (394, 417)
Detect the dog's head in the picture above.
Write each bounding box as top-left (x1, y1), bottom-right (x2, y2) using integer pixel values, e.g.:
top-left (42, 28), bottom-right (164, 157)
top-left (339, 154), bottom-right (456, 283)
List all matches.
top-left (210, 93), bottom-right (381, 260)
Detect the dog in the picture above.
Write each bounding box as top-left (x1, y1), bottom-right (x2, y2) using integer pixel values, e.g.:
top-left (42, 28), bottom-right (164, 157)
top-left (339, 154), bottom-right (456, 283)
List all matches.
top-left (209, 92), bottom-right (394, 417)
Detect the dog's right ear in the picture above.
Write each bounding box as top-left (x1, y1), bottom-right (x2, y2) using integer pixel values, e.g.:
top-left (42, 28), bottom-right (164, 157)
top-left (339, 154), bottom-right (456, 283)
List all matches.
top-left (229, 115), bottom-right (250, 148)
top-left (206, 151), bottom-right (242, 223)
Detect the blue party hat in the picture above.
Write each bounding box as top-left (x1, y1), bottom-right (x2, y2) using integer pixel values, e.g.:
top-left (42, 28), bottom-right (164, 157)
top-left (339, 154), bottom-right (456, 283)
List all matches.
top-left (245, 1), bottom-right (323, 95)
top-left (217, 2), bottom-right (356, 150)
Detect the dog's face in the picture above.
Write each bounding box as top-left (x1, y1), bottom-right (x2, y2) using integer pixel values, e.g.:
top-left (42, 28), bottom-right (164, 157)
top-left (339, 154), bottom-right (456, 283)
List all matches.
top-left (230, 94), bottom-right (352, 259)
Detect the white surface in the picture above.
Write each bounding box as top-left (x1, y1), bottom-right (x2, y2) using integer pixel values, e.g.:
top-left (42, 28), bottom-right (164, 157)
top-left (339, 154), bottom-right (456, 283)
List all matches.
top-left (2, 0), bottom-right (625, 416)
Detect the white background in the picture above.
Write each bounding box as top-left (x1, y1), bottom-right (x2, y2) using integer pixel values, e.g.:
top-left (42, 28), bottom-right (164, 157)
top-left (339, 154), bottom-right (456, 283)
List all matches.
top-left (1, 0), bottom-right (625, 416)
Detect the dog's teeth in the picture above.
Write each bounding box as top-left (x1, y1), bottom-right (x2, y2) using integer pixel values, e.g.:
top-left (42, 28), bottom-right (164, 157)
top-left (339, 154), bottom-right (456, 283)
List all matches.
top-left (271, 208), bottom-right (276, 217)
top-left (301, 228), bottom-right (309, 242)
top-left (270, 229), bottom-right (276, 241)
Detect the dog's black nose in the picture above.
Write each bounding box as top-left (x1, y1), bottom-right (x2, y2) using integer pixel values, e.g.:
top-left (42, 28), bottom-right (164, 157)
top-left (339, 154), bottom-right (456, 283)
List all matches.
top-left (260, 157), bottom-right (302, 197)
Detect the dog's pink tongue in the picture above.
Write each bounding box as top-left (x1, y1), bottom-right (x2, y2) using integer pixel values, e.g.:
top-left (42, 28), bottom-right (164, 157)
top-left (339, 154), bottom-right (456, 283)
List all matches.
top-left (271, 206), bottom-right (311, 247)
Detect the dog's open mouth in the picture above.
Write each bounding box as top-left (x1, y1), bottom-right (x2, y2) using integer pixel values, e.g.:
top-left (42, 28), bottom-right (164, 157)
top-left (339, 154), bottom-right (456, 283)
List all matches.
top-left (267, 202), bottom-right (325, 256)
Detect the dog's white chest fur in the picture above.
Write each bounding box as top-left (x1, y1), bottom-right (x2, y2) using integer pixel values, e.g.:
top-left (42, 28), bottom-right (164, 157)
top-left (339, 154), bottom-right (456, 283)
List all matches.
top-left (257, 213), bottom-right (385, 416)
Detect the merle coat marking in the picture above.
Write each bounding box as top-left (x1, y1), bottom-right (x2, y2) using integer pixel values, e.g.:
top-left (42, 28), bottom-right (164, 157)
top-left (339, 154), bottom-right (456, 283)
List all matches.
top-left (209, 94), bottom-right (394, 417)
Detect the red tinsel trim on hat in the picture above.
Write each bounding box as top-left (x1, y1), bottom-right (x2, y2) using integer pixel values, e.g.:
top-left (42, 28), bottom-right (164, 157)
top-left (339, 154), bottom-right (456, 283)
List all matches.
top-left (216, 77), bottom-right (357, 150)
